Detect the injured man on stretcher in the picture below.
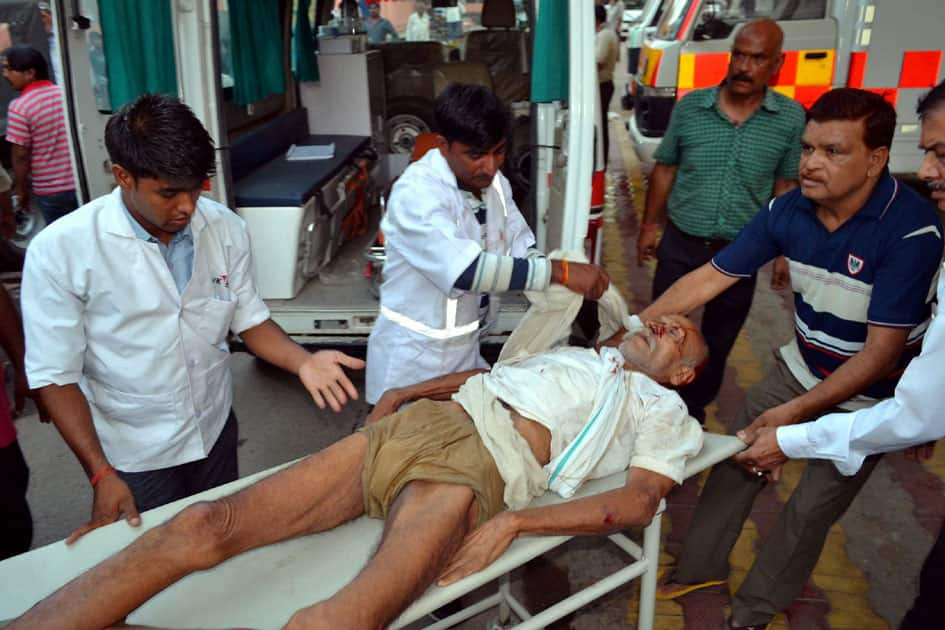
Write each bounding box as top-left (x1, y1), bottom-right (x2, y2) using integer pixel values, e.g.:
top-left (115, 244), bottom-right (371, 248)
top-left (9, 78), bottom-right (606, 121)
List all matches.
top-left (12, 314), bottom-right (708, 630)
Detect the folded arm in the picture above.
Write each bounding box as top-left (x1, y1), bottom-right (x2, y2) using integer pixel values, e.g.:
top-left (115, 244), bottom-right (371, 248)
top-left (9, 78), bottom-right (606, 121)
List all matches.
top-left (437, 467), bottom-right (674, 585)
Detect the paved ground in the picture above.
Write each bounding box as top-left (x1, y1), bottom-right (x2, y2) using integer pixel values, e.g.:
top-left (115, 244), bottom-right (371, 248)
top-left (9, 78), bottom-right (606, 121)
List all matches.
top-left (7, 50), bottom-right (945, 630)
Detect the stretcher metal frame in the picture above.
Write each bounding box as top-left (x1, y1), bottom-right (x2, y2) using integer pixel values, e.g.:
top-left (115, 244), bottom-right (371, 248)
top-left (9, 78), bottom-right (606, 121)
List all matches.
top-left (0, 433), bottom-right (744, 629)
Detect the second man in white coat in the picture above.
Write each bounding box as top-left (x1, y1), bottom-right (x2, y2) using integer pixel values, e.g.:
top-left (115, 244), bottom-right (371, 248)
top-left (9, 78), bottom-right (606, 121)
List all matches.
top-left (366, 84), bottom-right (609, 404)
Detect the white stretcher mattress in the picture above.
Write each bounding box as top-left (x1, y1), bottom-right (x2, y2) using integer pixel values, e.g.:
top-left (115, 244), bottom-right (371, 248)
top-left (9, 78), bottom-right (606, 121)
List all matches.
top-left (0, 433), bottom-right (745, 628)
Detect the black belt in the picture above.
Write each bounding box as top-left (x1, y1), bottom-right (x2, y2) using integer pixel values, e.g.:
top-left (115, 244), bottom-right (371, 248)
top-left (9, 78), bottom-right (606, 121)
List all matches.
top-left (668, 221), bottom-right (730, 254)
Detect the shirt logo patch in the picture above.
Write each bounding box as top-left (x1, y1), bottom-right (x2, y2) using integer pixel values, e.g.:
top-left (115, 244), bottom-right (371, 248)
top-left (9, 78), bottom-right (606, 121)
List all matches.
top-left (212, 274), bottom-right (229, 288)
top-left (847, 254), bottom-right (864, 276)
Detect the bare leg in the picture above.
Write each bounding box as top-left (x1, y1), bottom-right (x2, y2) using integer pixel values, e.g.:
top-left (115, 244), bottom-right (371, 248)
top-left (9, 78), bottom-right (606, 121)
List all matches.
top-left (286, 480), bottom-right (478, 630)
top-left (12, 434), bottom-right (369, 630)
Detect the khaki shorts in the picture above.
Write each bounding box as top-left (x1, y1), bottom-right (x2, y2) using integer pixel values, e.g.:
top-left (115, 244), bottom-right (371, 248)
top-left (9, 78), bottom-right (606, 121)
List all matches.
top-left (360, 399), bottom-right (505, 527)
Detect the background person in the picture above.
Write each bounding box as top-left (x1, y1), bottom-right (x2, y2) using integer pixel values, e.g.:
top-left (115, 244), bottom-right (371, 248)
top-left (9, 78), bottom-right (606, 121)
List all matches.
top-left (0, 284), bottom-right (37, 560)
top-left (406, 0), bottom-right (431, 41)
top-left (2, 45), bottom-right (77, 225)
top-left (595, 4), bottom-right (619, 164)
top-left (21, 94), bottom-right (363, 544)
top-left (365, 84), bottom-right (608, 405)
top-left (636, 19), bottom-right (805, 423)
top-left (365, 0), bottom-right (398, 43)
top-left (646, 88), bottom-right (943, 630)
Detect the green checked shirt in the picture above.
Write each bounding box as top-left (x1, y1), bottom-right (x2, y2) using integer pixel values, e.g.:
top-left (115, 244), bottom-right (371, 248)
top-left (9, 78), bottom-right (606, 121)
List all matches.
top-left (654, 85), bottom-right (806, 241)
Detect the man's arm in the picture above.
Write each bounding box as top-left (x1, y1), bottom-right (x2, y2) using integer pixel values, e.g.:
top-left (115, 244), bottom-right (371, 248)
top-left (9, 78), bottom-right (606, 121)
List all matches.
top-left (437, 467), bottom-right (674, 585)
top-left (366, 368), bottom-right (488, 423)
top-left (238, 319), bottom-right (365, 412)
top-left (639, 262), bottom-right (739, 320)
top-left (0, 284), bottom-right (26, 412)
top-left (740, 324), bottom-right (909, 443)
top-left (769, 178), bottom-right (797, 290)
top-left (39, 383), bottom-right (142, 542)
top-left (10, 143), bottom-right (30, 211)
top-left (636, 163), bottom-right (678, 265)
top-left (739, 302), bottom-right (945, 475)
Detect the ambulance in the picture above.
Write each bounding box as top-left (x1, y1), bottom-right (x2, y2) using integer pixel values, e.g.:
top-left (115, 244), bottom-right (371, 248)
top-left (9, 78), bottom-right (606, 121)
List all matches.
top-left (20, 0), bottom-right (600, 345)
top-left (628, 0), bottom-right (945, 175)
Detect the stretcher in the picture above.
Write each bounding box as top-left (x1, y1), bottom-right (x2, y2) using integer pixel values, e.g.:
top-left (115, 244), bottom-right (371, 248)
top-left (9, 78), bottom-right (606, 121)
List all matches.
top-left (0, 432), bottom-right (744, 629)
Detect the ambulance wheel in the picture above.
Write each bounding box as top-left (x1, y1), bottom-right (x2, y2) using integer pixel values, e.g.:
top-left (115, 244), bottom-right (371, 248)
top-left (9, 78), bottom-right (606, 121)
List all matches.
top-left (9, 196), bottom-right (45, 257)
top-left (386, 101), bottom-right (434, 155)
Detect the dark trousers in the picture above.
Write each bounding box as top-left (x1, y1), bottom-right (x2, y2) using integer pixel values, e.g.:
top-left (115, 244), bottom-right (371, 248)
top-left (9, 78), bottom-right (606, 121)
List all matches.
top-left (35, 189), bottom-right (79, 225)
top-left (117, 410), bottom-right (239, 513)
top-left (674, 355), bottom-right (879, 626)
top-left (901, 521), bottom-right (945, 629)
top-left (652, 221), bottom-right (757, 422)
top-left (0, 439), bottom-right (33, 560)
top-left (599, 80), bottom-right (615, 164)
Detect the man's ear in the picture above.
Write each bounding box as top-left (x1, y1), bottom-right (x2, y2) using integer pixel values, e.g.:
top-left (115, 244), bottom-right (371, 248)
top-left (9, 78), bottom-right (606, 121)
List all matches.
top-left (867, 146), bottom-right (890, 178)
top-left (669, 364), bottom-right (696, 387)
top-left (111, 164), bottom-right (134, 190)
top-left (436, 134), bottom-right (451, 158)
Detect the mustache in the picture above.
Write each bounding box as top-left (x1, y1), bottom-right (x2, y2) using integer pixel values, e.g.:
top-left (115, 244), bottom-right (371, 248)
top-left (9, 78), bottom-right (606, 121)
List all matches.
top-left (731, 73), bottom-right (753, 82)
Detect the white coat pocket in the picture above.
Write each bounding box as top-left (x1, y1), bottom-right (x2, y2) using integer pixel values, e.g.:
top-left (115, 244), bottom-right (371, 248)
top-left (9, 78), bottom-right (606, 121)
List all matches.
top-left (200, 294), bottom-right (238, 347)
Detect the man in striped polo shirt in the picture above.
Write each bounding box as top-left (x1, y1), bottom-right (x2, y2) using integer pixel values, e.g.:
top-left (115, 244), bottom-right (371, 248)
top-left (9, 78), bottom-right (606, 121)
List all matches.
top-left (646, 89), bottom-right (943, 629)
top-left (2, 45), bottom-right (77, 225)
top-left (636, 19), bottom-right (806, 424)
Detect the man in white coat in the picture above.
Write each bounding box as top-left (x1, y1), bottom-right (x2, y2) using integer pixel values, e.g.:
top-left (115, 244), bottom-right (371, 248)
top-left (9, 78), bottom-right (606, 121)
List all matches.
top-left (21, 94), bottom-right (364, 543)
top-left (366, 84), bottom-right (609, 404)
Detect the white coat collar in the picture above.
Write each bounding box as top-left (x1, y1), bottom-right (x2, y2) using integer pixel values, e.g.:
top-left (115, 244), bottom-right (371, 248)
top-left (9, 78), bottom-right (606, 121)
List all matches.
top-left (101, 186), bottom-right (208, 239)
top-left (418, 147), bottom-right (461, 191)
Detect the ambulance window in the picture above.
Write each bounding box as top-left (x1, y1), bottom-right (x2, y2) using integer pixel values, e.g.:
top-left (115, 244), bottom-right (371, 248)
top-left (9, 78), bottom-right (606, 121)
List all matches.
top-left (655, 0), bottom-right (695, 40)
top-left (693, 0), bottom-right (828, 41)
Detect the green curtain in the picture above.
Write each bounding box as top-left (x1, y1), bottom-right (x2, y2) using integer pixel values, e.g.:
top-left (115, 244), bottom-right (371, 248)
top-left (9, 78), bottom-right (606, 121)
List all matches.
top-left (98, 0), bottom-right (178, 109)
top-left (530, 0), bottom-right (569, 103)
top-left (229, 0), bottom-right (286, 105)
top-left (293, 0), bottom-right (319, 82)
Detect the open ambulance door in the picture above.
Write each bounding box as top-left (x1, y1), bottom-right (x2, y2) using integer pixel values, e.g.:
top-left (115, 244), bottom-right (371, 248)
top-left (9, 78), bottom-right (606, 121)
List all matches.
top-left (531, 0), bottom-right (596, 256)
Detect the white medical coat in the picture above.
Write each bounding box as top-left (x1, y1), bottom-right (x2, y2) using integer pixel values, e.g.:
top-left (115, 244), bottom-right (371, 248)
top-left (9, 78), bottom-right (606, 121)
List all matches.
top-left (365, 149), bottom-right (535, 403)
top-left (22, 187), bottom-right (270, 472)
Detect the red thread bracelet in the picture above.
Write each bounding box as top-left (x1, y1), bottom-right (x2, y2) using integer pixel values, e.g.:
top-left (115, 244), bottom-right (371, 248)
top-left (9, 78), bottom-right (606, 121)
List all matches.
top-left (640, 223), bottom-right (660, 232)
top-left (90, 465), bottom-right (116, 487)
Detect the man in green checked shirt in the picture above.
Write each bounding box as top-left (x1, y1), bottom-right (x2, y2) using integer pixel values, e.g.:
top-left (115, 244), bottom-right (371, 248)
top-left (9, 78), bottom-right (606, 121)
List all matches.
top-left (636, 18), bottom-right (805, 423)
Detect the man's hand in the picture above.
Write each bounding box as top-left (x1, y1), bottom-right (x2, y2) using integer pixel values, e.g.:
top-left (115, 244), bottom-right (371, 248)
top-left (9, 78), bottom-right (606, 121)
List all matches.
top-left (298, 350), bottom-right (365, 412)
top-left (734, 426), bottom-right (786, 481)
top-left (67, 473), bottom-right (141, 544)
top-left (770, 256), bottom-right (791, 290)
top-left (15, 186), bottom-right (29, 219)
top-left (365, 388), bottom-right (404, 425)
top-left (554, 261), bottom-right (610, 300)
top-left (904, 441), bottom-right (936, 462)
top-left (437, 512), bottom-right (519, 586)
top-left (740, 404), bottom-right (799, 444)
top-left (636, 229), bottom-right (659, 265)
top-left (734, 405), bottom-right (799, 479)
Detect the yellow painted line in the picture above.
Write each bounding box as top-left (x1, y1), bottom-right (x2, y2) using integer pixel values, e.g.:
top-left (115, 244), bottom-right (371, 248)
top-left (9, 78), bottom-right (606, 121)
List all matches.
top-left (921, 440), bottom-right (945, 484)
